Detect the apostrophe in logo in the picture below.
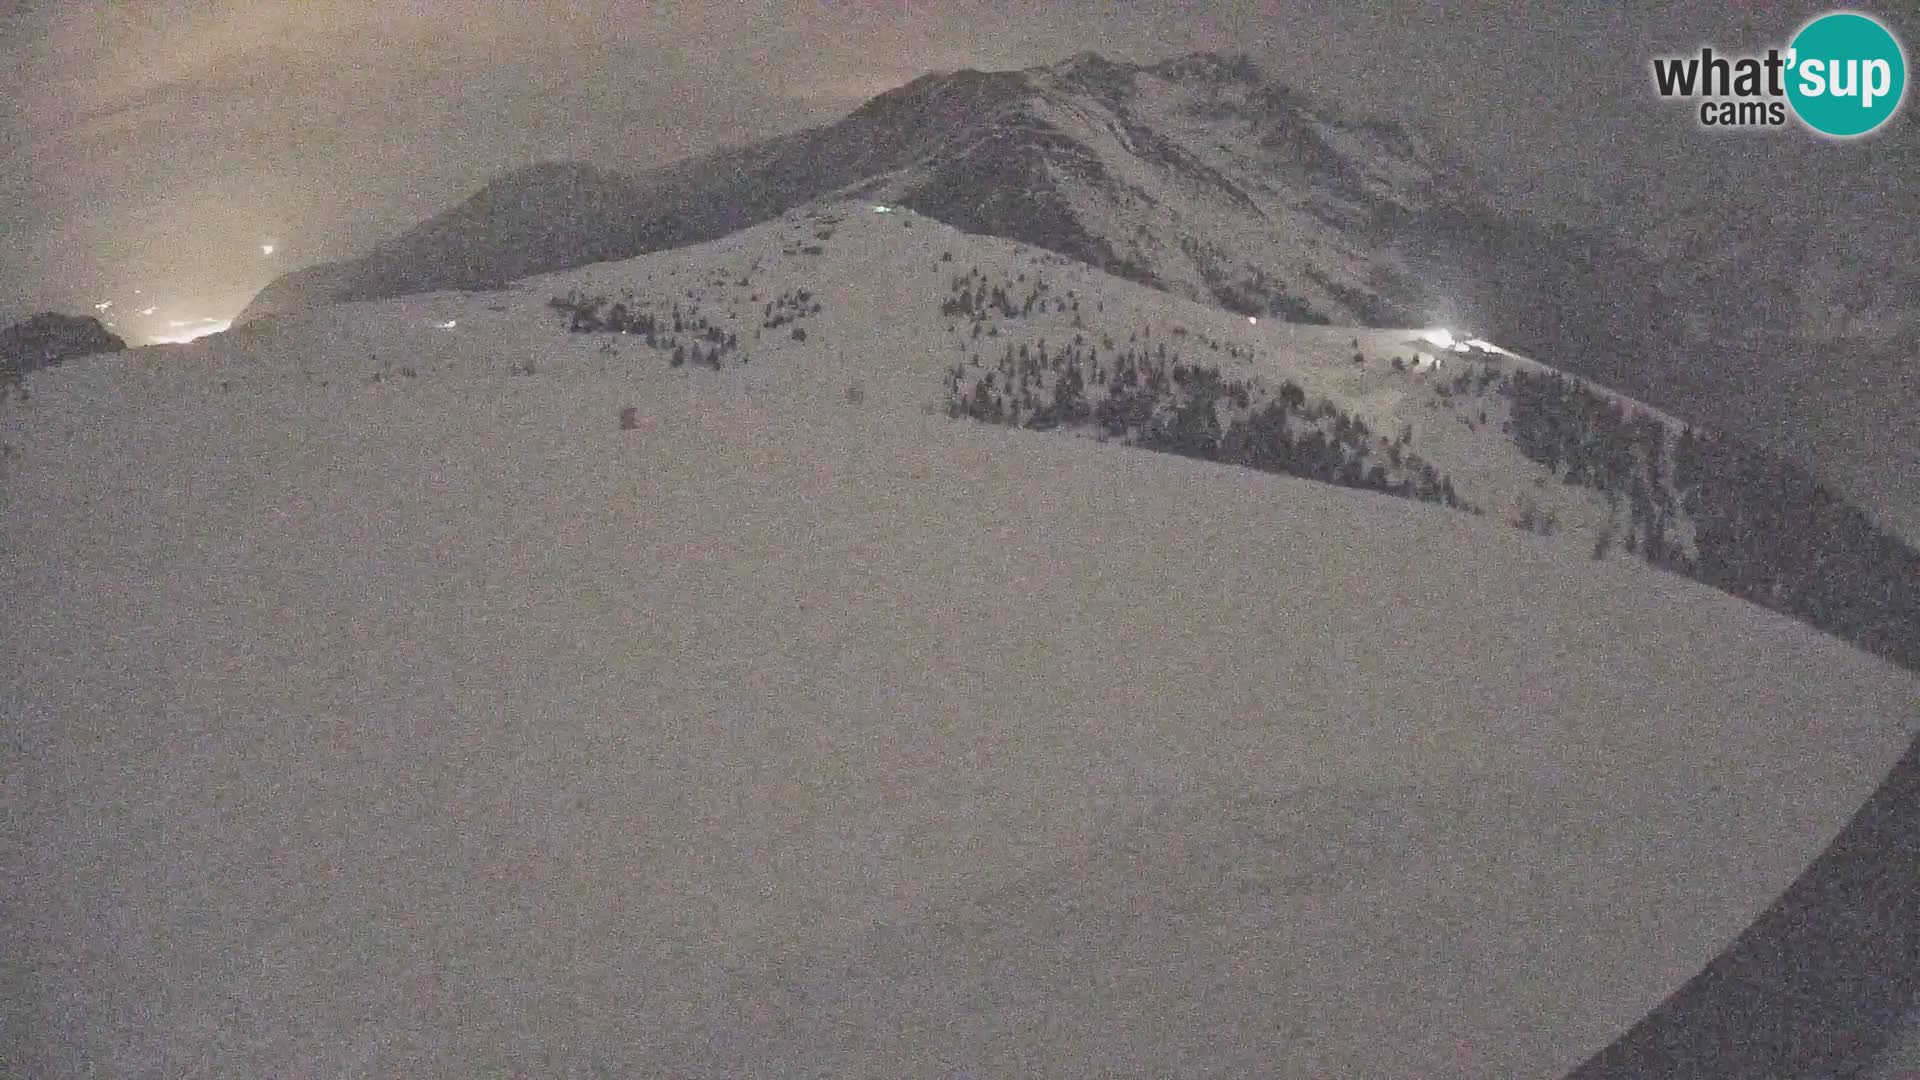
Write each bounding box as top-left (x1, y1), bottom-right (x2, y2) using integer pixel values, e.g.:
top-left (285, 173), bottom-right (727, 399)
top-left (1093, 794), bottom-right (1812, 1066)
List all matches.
top-left (1786, 11), bottom-right (1906, 137)
top-left (1650, 9), bottom-right (1907, 138)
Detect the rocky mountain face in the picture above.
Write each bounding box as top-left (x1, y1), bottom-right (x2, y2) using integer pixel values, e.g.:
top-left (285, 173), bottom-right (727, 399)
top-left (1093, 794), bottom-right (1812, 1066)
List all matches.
top-left (869, 52), bottom-right (1485, 325)
top-left (0, 312), bottom-right (126, 388)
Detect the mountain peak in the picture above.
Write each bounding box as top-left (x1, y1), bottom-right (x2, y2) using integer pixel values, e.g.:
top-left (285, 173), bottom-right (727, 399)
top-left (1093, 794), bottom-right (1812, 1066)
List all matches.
top-left (1150, 51), bottom-right (1266, 84)
top-left (1040, 50), bottom-right (1268, 90)
top-left (1053, 49), bottom-right (1115, 69)
top-left (847, 65), bottom-right (1035, 125)
top-left (1047, 49), bottom-right (1134, 78)
top-left (1043, 50), bottom-right (1139, 102)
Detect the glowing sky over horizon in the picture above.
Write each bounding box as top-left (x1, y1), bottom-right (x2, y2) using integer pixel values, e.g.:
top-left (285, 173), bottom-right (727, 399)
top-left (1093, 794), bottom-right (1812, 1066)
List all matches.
top-left (147, 316), bottom-right (232, 345)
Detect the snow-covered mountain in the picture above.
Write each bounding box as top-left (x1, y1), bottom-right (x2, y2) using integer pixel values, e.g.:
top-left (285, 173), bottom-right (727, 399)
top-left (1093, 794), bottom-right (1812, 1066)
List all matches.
top-left (232, 50), bottom-right (1711, 414)
top-left (235, 51), bottom-right (1920, 548)
top-left (10, 196), bottom-right (1919, 1078)
top-left (240, 51), bottom-right (1479, 328)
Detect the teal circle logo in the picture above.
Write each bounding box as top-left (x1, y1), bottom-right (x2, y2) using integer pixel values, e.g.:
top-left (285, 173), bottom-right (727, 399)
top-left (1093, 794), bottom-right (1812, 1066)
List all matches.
top-left (1786, 11), bottom-right (1907, 137)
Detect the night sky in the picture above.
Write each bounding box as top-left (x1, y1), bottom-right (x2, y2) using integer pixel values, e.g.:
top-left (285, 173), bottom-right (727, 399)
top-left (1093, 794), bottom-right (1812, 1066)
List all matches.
top-left (2, 1), bottom-right (1914, 340)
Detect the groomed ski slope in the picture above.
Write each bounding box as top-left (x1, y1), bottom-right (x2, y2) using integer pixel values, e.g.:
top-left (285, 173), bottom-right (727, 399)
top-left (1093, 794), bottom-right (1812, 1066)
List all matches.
top-left (4, 207), bottom-right (1919, 1078)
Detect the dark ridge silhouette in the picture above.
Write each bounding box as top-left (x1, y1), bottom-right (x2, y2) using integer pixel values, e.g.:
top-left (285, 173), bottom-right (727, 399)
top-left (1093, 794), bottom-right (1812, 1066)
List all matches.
top-left (1, 312), bottom-right (126, 390)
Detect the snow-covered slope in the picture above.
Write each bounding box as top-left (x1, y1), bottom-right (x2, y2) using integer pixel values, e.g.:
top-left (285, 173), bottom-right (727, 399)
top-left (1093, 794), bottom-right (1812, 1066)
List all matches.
top-left (516, 204), bottom-right (1919, 673)
top-left (518, 203), bottom-right (1688, 571)
top-left (5, 203), bottom-right (1918, 1078)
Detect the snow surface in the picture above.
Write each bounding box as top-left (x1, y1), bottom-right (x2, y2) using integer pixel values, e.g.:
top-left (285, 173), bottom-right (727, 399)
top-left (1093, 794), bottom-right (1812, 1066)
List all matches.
top-left (4, 203), bottom-right (1918, 1077)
